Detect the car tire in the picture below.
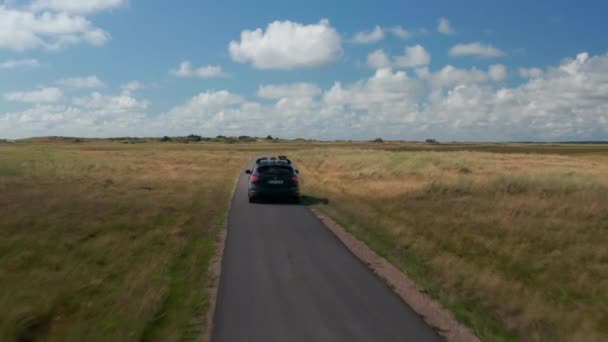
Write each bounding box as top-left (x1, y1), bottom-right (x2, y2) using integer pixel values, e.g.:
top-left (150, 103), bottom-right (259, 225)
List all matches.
top-left (248, 196), bottom-right (256, 203)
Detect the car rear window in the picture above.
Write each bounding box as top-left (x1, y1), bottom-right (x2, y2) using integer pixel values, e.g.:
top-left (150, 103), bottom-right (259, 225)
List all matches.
top-left (257, 165), bottom-right (293, 175)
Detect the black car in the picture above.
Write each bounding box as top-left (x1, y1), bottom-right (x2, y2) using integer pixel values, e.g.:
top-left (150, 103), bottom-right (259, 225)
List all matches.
top-left (245, 159), bottom-right (300, 203)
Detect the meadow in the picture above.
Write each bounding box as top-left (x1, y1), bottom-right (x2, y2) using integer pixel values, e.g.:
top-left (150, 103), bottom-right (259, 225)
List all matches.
top-left (1, 139), bottom-right (607, 341)
top-left (291, 147), bottom-right (608, 341)
top-left (0, 143), bottom-right (245, 341)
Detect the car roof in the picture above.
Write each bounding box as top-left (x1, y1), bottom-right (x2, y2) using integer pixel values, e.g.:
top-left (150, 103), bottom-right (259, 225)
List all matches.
top-left (255, 155), bottom-right (291, 164)
top-left (255, 160), bottom-right (293, 168)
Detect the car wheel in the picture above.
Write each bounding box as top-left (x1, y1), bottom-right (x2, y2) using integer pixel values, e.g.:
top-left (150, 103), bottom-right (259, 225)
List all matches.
top-left (248, 196), bottom-right (256, 203)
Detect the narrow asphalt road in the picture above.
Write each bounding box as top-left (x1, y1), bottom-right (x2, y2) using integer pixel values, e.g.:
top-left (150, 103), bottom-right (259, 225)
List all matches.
top-left (212, 165), bottom-right (441, 342)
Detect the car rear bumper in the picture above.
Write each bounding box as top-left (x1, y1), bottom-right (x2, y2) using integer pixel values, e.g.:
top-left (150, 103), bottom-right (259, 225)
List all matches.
top-left (248, 186), bottom-right (300, 198)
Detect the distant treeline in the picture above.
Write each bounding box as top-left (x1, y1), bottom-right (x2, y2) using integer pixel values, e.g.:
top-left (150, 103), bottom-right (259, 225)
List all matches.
top-left (6, 136), bottom-right (607, 145)
top-left (5, 135), bottom-right (285, 144)
top-left (98, 134), bottom-right (289, 144)
top-left (117, 135), bottom-right (275, 144)
top-left (513, 141), bottom-right (608, 144)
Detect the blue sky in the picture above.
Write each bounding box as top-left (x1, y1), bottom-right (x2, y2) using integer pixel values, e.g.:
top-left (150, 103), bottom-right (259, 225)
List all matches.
top-left (1, 0), bottom-right (607, 140)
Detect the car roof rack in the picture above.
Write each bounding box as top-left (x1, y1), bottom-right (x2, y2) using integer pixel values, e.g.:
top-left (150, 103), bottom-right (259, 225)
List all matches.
top-left (256, 155), bottom-right (292, 165)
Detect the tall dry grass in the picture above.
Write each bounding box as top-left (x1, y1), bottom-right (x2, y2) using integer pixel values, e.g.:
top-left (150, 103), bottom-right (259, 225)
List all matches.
top-left (3, 140), bottom-right (607, 341)
top-left (292, 149), bottom-right (608, 341)
top-left (0, 144), bottom-right (245, 341)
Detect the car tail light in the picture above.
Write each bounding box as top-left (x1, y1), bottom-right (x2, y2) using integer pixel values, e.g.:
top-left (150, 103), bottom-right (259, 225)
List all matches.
top-left (291, 176), bottom-right (299, 183)
top-left (251, 174), bottom-right (260, 183)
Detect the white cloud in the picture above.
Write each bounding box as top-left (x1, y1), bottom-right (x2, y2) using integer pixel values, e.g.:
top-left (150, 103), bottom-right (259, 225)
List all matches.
top-left (30, 0), bottom-right (127, 14)
top-left (72, 91), bottom-right (149, 112)
top-left (3, 52), bottom-right (608, 142)
top-left (1, 92), bottom-right (147, 138)
top-left (416, 65), bottom-right (489, 88)
top-left (229, 19), bottom-right (342, 70)
top-left (367, 45), bottom-right (431, 70)
top-left (438, 17), bottom-right (455, 35)
top-left (352, 25), bottom-right (384, 44)
top-left (519, 67), bottom-right (543, 79)
top-left (367, 49), bottom-right (391, 69)
top-left (5, 87), bottom-right (63, 103)
top-left (57, 75), bottom-right (105, 88)
top-left (170, 61), bottom-right (228, 79)
top-left (197, 65), bottom-right (227, 78)
top-left (0, 58), bottom-right (40, 69)
top-left (489, 64), bottom-right (507, 81)
top-left (394, 44), bottom-right (431, 68)
top-left (165, 91), bottom-right (243, 115)
top-left (257, 83), bottom-right (321, 99)
top-left (387, 26), bottom-right (410, 39)
top-left (323, 68), bottom-right (420, 121)
top-left (171, 62), bottom-right (191, 77)
top-left (422, 52), bottom-right (608, 140)
top-left (152, 69), bottom-right (422, 138)
top-left (417, 64), bottom-right (509, 88)
top-left (155, 90), bottom-right (249, 134)
top-left (0, 5), bottom-right (109, 51)
top-left (449, 42), bottom-right (505, 58)
top-left (121, 80), bottom-right (143, 92)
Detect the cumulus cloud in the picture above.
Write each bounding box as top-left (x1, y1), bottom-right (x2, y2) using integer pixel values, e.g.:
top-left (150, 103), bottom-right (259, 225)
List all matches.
top-left (353, 25), bottom-right (413, 43)
top-left (3, 52), bottom-right (608, 142)
top-left (387, 26), bottom-right (411, 39)
top-left (165, 91), bottom-right (243, 115)
top-left (57, 75), bottom-right (105, 88)
top-left (416, 65), bottom-right (488, 88)
top-left (394, 45), bottom-right (431, 68)
top-left (449, 42), bottom-right (505, 58)
top-left (422, 52), bottom-right (608, 140)
top-left (164, 52), bottom-right (607, 141)
top-left (154, 90), bottom-right (250, 134)
top-left (437, 17), bottom-right (455, 35)
top-left (323, 68), bottom-right (420, 126)
top-left (519, 67), bottom-right (543, 78)
top-left (2, 105), bottom-right (141, 137)
top-left (367, 45), bottom-right (430, 69)
top-left (0, 5), bottom-right (109, 50)
top-left (367, 49), bottom-right (391, 69)
top-left (5, 87), bottom-right (63, 103)
top-left (488, 64), bottom-right (507, 81)
top-left (170, 61), bottom-right (228, 79)
top-left (352, 25), bottom-right (384, 44)
top-left (257, 83), bottom-right (321, 99)
top-left (417, 64), bottom-right (508, 88)
top-left (30, 0), bottom-right (127, 14)
top-left (155, 90), bottom-right (317, 137)
top-left (229, 19), bottom-right (342, 70)
top-left (121, 80), bottom-right (144, 92)
top-left (0, 58), bottom-right (40, 69)
top-left (72, 91), bottom-right (149, 112)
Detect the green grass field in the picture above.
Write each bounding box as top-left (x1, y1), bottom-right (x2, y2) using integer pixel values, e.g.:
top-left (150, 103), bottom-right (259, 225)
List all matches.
top-left (1, 140), bottom-right (607, 341)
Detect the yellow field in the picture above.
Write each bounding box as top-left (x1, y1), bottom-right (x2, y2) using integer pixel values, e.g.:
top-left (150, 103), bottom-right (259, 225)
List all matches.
top-left (0, 143), bottom-right (245, 341)
top-left (1, 140), bottom-right (607, 341)
top-left (292, 148), bottom-right (608, 341)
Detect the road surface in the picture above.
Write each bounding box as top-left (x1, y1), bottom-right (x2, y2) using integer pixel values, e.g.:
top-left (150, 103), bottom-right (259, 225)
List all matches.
top-left (212, 167), bottom-right (441, 342)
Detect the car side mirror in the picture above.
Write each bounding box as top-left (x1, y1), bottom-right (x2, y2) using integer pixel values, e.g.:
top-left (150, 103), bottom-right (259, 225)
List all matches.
top-left (295, 169), bottom-right (300, 174)
top-left (245, 169), bottom-right (252, 174)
